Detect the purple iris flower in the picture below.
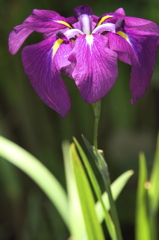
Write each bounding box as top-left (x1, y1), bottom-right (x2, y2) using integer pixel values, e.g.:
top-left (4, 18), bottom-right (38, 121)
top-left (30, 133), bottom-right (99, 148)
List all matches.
top-left (9, 5), bottom-right (159, 117)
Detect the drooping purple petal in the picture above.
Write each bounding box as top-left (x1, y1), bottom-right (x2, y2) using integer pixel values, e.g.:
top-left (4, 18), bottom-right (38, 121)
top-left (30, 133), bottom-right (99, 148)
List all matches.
top-left (100, 7), bottom-right (126, 20)
top-left (9, 9), bottom-right (77, 55)
top-left (96, 8), bottom-right (125, 26)
top-left (101, 15), bottom-right (159, 33)
top-left (107, 29), bottom-right (159, 103)
top-left (98, 7), bottom-right (159, 34)
top-left (113, 8), bottom-right (126, 16)
top-left (68, 34), bottom-right (118, 103)
top-left (123, 17), bottom-right (159, 33)
top-left (15, 9), bottom-right (76, 32)
top-left (22, 37), bottom-right (72, 117)
top-left (54, 33), bottom-right (74, 79)
top-left (9, 28), bottom-right (33, 55)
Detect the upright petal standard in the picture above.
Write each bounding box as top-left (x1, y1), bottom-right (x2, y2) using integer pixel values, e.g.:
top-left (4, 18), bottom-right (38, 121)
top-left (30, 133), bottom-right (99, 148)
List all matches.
top-left (8, 5), bottom-right (159, 117)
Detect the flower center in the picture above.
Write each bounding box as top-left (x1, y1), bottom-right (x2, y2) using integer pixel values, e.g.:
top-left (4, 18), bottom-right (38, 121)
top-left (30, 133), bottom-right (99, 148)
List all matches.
top-left (78, 14), bottom-right (92, 34)
top-left (73, 5), bottom-right (93, 35)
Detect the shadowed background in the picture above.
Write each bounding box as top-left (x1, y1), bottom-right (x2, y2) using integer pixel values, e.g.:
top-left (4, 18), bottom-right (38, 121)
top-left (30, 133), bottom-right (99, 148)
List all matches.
top-left (0, 0), bottom-right (159, 239)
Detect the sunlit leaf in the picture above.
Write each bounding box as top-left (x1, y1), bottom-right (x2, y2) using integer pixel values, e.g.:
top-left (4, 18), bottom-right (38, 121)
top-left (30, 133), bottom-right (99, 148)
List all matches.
top-left (79, 136), bottom-right (133, 219)
top-left (96, 170), bottom-right (134, 223)
top-left (135, 153), bottom-right (150, 240)
top-left (70, 143), bottom-right (105, 240)
top-left (73, 137), bottom-right (116, 240)
top-left (149, 133), bottom-right (159, 213)
top-left (0, 135), bottom-right (69, 228)
top-left (62, 141), bottom-right (86, 240)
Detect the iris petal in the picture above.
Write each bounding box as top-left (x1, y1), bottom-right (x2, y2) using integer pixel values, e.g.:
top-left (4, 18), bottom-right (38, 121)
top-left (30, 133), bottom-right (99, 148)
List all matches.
top-left (97, 8), bottom-right (126, 26)
top-left (64, 29), bottom-right (84, 39)
top-left (73, 5), bottom-right (92, 18)
top-left (107, 30), bottom-right (159, 103)
top-left (123, 17), bottom-right (159, 32)
top-left (73, 6), bottom-right (93, 34)
top-left (22, 37), bottom-right (72, 117)
top-left (113, 8), bottom-right (126, 16)
top-left (68, 34), bottom-right (118, 103)
top-left (99, 8), bottom-right (159, 34)
top-left (92, 23), bottom-right (115, 34)
top-left (8, 9), bottom-right (76, 54)
top-left (102, 15), bottom-right (159, 33)
top-left (9, 28), bottom-right (33, 55)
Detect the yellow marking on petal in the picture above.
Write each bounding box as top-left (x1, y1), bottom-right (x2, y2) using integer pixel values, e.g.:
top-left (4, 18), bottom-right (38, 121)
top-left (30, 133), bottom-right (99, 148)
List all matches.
top-left (55, 20), bottom-right (72, 28)
top-left (52, 39), bottom-right (64, 56)
top-left (97, 15), bottom-right (113, 26)
top-left (116, 31), bottom-right (129, 42)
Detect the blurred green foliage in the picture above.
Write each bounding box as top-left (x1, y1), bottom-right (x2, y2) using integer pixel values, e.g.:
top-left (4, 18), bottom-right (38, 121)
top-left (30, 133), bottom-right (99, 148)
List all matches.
top-left (0, 0), bottom-right (159, 239)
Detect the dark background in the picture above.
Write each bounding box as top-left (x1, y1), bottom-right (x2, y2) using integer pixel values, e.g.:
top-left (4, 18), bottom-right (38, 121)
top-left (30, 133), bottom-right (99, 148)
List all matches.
top-left (0, 0), bottom-right (159, 239)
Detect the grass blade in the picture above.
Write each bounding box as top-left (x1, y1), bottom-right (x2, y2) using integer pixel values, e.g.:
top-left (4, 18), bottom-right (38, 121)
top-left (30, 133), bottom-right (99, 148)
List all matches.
top-left (70, 143), bottom-right (105, 240)
top-left (135, 152), bottom-right (150, 240)
top-left (149, 133), bottom-right (159, 213)
top-left (96, 170), bottom-right (134, 223)
top-left (62, 141), bottom-right (86, 240)
top-left (0, 135), bottom-right (69, 228)
top-left (73, 137), bottom-right (116, 240)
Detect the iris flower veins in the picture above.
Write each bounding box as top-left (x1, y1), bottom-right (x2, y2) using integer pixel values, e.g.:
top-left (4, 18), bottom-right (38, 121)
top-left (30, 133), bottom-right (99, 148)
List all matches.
top-left (9, 5), bottom-right (159, 117)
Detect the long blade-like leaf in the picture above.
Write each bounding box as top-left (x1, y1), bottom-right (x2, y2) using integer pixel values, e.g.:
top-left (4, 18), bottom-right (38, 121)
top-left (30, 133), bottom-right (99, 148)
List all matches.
top-left (73, 137), bottom-right (116, 240)
top-left (96, 170), bottom-right (134, 223)
top-left (149, 133), bottom-right (159, 213)
top-left (70, 143), bottom-right (105, 240)
top-left (62, 141), bottom-right (86, 240)
top-left (76, 136), bottom-right (133, 223)
top-left (135, 153), bottom-right (150, 240)
top-left (0, 136), bottom-right (69, 228)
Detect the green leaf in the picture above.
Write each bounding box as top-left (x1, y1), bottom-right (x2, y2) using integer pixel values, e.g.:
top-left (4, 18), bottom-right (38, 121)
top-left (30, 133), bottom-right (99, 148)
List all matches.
top-left (149, 133), bottom-right (159, 213)
top-left (135, 153), bottom-right (150, 240)
top-left (73, 137), bottom-right (116, 240)
top-left (82, 135), bottom-right (96, 160)
top-left (0, 136), bottom-right (69, 228)
top-left (79, 136), bottom-right (133, 222)
top-left (70, 143), bottom-right (105, 240)
top-left (62, 141), bottom-right (86, 240)
top-left (96, 170), bottom-right (134, 223)
top-left (82, 135), bottom-right (110, 179)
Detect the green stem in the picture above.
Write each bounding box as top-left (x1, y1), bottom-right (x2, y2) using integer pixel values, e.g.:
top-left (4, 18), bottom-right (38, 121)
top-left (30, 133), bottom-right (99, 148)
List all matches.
top-left (103, 174), bottom-right (123, 240)
top-left (93, 101), bottom-right (101, 149)
top-left (92, 100), bottom-right (123, 240)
